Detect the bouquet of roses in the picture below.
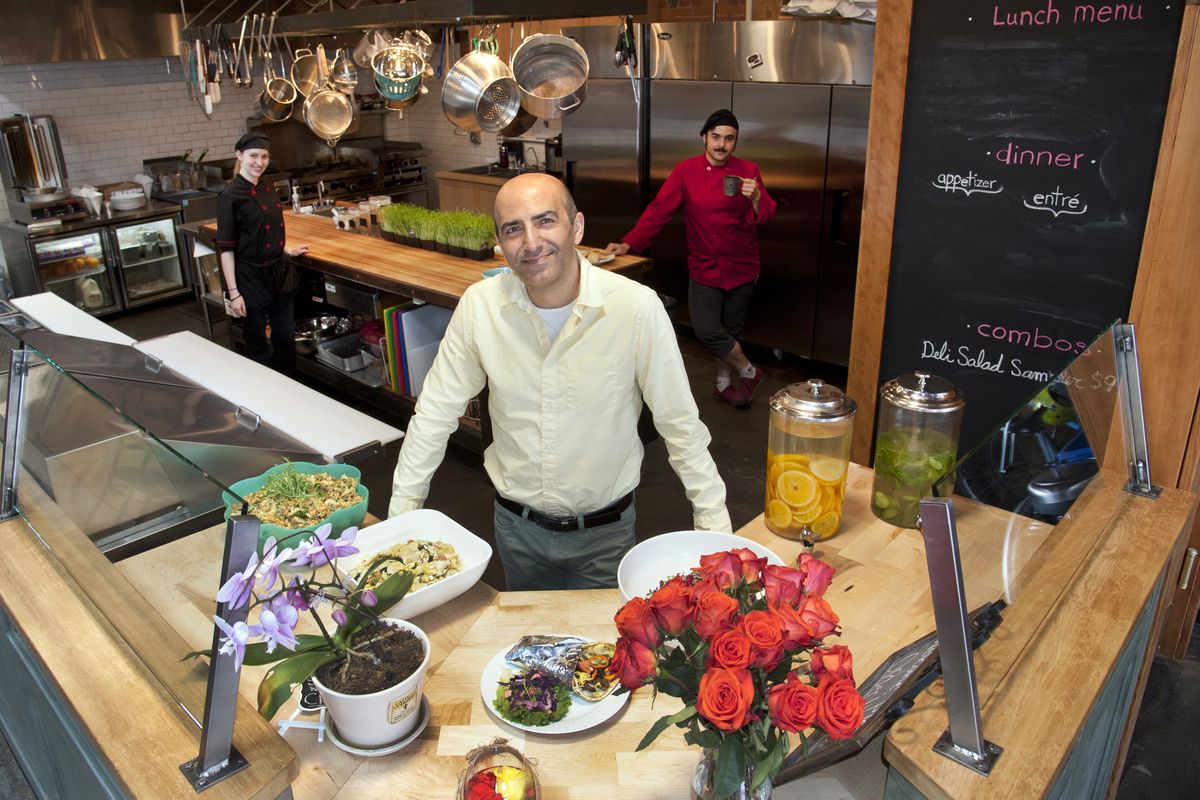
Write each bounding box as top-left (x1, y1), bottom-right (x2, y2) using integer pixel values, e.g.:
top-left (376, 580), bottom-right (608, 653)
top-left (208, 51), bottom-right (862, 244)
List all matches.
top-left (611, 548), bottom-right (864, 797)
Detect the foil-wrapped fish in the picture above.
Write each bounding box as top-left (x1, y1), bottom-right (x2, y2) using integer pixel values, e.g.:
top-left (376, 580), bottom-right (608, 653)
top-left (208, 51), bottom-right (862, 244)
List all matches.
top-left (504, 635), bottom-right (588, 686)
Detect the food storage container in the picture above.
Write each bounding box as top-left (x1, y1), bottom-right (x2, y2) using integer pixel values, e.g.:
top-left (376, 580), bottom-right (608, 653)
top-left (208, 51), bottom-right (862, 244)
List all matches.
top-left (765, 379), bottom-right (856, 542)
top-left (871, 371), bottom-right (964, 528)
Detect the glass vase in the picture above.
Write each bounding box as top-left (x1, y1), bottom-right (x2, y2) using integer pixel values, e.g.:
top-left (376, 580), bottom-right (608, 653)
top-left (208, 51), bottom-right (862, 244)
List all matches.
top-left (690, 748), bottom-right (773, 800)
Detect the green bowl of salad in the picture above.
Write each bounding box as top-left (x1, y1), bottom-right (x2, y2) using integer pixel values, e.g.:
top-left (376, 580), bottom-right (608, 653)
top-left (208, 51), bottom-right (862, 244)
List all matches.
top-left (222, 461), bottom-right (369, 552)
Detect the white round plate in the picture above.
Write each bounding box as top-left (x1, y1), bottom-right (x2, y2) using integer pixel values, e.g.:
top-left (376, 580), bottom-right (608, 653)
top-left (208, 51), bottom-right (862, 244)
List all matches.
top-left (617, 530), bottom-right (785, 601)
top-left (325, 695), bottom-right (431, 757)
top-left (580, 248), bottom-right (615, 265)
top-left (480, 638), bottom-right (628, 734)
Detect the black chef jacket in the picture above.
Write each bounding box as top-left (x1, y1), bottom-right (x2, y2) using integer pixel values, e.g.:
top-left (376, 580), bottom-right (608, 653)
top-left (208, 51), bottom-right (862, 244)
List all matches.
top-left (215, 175), bottom-right (296, 307)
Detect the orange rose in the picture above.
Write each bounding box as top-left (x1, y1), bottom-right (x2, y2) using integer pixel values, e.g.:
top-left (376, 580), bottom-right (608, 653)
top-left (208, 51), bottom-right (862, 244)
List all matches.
top-left (798, 553), bottom-right (834, 597)
top-left (767, 672), bottom-right (819, 732)
top-left (614, 596), bottom-right (661, 650)
top-left (613, 636), bottom-right (658, 690)
top-left (739, 609), bottom-right (785, 670)
top-left (696, 667), bottom-right (755, 732)
top-left (798, 595), bottom-right (840, 641)
top-left (774, 600), bottom-right (815, 649)
top-left (697, 548), bottom-right (766, 590)
top-left (708, 628), bottom-right (753, 668)
top-left (810, 644), bottom-right (854, 684)
top-left (763, 564), bottom-right (806, 608)
top-left (816, 676), bottom-right (864, 740)
top-left (650, 575), bottom-right (693, 636)
top-left (693, 588), bottom-right (740, 640)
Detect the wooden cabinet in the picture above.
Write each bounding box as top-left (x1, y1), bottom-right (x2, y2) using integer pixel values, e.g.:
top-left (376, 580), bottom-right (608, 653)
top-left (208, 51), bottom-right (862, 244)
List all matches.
top-left (436, 171), bottom-right (508, 213)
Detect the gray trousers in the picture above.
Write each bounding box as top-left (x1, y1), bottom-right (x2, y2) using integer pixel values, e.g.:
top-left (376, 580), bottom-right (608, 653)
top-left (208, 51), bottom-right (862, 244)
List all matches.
top-left (492, 498), bottom-right (637, 591)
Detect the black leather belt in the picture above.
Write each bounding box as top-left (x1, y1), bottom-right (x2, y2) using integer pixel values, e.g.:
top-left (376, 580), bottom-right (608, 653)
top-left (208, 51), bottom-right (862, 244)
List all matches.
top-left (495, 492), bottom-right (634, 532)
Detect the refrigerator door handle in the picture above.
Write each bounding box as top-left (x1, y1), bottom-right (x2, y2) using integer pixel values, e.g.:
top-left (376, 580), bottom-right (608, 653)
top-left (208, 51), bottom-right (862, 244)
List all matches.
top-left (830, 189), bottom-right (850, 247)
top-left (104, 226), bottom-right (128, 309)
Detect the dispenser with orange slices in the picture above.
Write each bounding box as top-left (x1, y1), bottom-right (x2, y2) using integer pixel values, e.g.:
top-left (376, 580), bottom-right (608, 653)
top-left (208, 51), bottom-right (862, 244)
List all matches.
top-left (765, 379), bottom-right (856, 542)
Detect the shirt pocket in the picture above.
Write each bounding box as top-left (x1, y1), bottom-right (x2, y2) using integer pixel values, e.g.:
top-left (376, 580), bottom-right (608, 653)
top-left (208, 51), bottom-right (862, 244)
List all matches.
top-left (563, 354), bottom-right (629, 419)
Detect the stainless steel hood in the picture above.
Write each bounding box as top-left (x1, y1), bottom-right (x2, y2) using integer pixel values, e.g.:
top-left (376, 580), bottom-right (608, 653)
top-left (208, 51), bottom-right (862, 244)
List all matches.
top-left (0, 1), bottom-right (645, 65)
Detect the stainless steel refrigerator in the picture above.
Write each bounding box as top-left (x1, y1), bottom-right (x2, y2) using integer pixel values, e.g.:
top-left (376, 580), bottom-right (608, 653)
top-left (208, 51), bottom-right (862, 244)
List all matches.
top-left (562, 20), bottom-right (873, 366)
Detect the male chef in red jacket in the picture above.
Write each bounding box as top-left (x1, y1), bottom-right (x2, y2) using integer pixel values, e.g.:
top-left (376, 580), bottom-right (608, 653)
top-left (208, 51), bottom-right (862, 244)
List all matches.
top-left (607, 108), bottom-right (777, 409)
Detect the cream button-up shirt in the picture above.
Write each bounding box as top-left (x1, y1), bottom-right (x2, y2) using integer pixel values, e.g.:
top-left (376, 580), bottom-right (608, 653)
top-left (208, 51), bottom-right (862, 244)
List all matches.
top-left (388, 254), bottom-right (731, 532)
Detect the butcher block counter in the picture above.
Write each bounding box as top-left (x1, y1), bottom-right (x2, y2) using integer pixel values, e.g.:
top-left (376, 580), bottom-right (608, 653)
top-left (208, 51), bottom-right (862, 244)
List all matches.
top-left (0, 463), bottom-right (1190, 798)
top-left (196, 211), bottom-right (651, 309)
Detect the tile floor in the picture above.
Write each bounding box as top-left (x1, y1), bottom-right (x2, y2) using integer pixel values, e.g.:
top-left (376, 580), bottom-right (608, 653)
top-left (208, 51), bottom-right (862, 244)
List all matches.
top-left (0, 298), bottom-right (1192, 799)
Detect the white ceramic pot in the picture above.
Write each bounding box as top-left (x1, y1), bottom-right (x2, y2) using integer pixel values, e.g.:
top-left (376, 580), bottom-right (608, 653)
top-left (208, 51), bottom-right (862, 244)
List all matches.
top-left (311, 618), bottom-right (430, 749)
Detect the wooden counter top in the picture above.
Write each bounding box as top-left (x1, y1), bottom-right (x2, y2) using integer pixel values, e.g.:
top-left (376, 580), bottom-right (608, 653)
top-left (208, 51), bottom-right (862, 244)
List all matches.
top-left (10, 459), bottom-right (1183, 799)
top-left (111, 462), bottom-right (1146, 800)
top-left (434, 169), bottom-right (516, 187)
top-left (196, 212), bottom-right (651, 309)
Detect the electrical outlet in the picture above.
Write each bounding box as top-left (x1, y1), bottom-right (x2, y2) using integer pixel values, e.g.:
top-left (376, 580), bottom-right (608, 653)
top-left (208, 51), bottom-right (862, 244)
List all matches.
top-left (469, 131), bottom-right (481, 144)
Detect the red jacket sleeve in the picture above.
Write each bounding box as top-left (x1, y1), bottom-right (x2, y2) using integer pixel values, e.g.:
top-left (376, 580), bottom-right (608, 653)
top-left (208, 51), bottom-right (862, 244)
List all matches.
top-left (622, 165), bottom-right (686, 253)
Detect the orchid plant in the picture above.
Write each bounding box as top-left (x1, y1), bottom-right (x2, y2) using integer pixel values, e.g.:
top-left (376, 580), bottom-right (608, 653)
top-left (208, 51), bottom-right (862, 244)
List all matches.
top-left (187, 523), bottom-right (415, 720)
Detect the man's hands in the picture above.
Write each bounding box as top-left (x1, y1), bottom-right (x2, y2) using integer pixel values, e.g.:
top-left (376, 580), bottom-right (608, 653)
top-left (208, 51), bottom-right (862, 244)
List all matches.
top-left (285, 244), bottom-right (310, 257)
top-left (605, 242), bottom-right (631, 256)
top-left (740, 178), bottom-right (761, 214)
top-left (228, 295), bottom-right (247, 318)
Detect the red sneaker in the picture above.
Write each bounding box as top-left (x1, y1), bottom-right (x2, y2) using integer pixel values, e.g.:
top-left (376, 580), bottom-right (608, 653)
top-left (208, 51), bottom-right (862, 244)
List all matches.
top-left (738, 367), bottom-right (766, 405)
top-left (713, 383), bottom-right (751, 409)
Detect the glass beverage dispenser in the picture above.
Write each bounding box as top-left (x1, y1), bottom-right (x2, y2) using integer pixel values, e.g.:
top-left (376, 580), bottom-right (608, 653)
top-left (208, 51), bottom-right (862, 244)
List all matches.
top-left (870, 371), bottom-right (965, 528)
top-left (765, 379), bottom-right (856, 542)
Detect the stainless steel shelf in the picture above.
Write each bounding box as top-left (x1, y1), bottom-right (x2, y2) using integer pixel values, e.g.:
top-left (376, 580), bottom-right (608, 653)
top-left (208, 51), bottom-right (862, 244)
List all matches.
top-left (40, 265), bottom-right (107, 286)
top-left (121, 251), bottom-right (178, 270)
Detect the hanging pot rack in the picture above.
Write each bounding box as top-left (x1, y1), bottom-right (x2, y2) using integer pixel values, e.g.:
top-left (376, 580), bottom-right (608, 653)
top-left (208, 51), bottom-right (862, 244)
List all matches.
top-left (181, 0), bottom-right (645, 40)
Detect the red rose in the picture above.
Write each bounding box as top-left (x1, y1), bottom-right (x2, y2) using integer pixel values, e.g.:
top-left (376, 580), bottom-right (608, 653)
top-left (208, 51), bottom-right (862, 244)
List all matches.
top-left (613, 636), bottom-right (658, 690)
top-left (774, 600), bottom-right (815, 649)
top-left (693, 588), bottom-right (740, 640)
top-left (817, 676), bottom-right (864, 740)
top-left (650, 575), bottom-right (694, 636)
top-left (798, 595), bottom-right (840, 641)
top-left (763, 564), bottom-right (806, 608)
top-left (810, 644), bottom-right (855, 684)
top-left (614, 596), bottom-right (661, 649)
top-left (798, 553), bottom-right (835, 597)
top-left (739, 609), bottom-right (785, 670)
top-left (708, 628), bottom-right (753, 668)
top-left (767, 672), bottom-right (819, 733)
top-left (696, 667), bottom-right (756, 732)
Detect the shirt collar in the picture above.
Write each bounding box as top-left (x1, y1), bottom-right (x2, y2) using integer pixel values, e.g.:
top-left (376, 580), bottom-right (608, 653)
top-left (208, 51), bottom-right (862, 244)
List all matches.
top-left (502, 251), bottom-right (603, 311)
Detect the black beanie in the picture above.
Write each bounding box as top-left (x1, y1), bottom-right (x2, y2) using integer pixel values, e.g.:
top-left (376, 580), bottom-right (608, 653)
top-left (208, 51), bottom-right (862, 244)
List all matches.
top-left (235, 132), bottom-right (271, 152)
top-left (700, 109), bottom-right (738, 136)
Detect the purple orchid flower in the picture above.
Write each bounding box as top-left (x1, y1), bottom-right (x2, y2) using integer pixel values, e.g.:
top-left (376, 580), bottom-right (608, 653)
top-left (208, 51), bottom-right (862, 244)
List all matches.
top-left (284, 575), bottom-right (312, 612)
top-left (331, 608), bottom-right (348, 627)
top-left (251, 599), bottom-right (299, 654)
top-left (216, 552), bottom-right (260, 611)
top-left (213, 615), bottom-right (250, 670)
top-left (255, 536), bottom-right (294, 591)
top-left (292, 523), bottom-right (359, 568)
top-left (360, 589), bottom-right (378, 608)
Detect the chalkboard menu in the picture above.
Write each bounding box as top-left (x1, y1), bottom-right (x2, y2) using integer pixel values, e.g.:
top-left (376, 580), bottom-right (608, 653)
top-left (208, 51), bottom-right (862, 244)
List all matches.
top-left (878, 1), bottom-right (1184, 450)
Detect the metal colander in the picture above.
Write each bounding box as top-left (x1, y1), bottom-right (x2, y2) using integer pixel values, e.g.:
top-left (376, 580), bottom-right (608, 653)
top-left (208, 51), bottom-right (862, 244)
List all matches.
top-left (441, 50), bottom-right (521, 133)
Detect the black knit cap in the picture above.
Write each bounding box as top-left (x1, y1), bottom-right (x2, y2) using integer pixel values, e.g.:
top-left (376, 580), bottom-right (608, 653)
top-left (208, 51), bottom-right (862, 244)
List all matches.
top-left (700, 109), bottom-right (739, 136)
top-left (234, 132), bottom-right (271, 152)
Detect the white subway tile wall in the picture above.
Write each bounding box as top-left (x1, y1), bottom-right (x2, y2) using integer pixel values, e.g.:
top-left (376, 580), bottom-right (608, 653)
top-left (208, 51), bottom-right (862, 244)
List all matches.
top-left (0, 58), bottom-right (563, 220)
top-left (0, 58), bottom-right (256, 223)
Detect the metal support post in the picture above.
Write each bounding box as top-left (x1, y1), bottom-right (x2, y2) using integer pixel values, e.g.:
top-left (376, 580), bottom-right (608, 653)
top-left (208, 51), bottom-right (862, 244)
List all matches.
top-left (1112, 324), bottom-right (1161, 499)
top-left (0, 348), bottom-right (31, 520)
top-left (918, 497), bottom-right (1003, 776)
top-left (179, 514), bottom-right (259, 791)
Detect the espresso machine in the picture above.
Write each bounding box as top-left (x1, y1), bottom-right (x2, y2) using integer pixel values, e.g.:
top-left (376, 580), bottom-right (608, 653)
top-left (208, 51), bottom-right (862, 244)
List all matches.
top-left (0, 115), bottom-right (88, 225)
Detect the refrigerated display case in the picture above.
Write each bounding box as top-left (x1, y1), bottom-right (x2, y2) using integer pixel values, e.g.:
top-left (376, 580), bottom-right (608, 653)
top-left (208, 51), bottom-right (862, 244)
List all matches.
top-left (110, 215), bottom-right (188, 307)
top-left (25, 229), bottom-right (120, 315)
top-left (0, 201), bottom-right (191, 316)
